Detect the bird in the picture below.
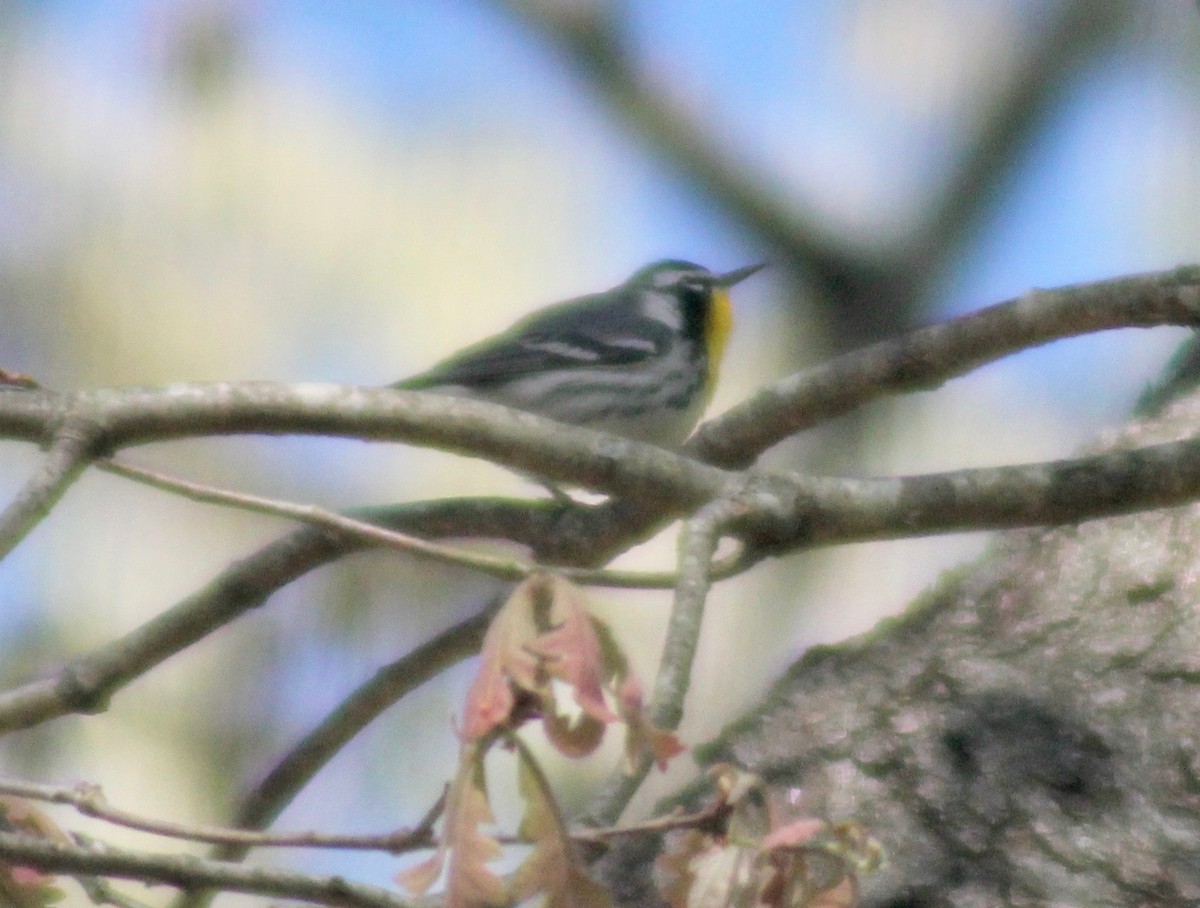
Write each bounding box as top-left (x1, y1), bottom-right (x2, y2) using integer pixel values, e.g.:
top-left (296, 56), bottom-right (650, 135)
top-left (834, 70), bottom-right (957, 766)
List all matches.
top-left (394, 260), bottom-right (764, 449)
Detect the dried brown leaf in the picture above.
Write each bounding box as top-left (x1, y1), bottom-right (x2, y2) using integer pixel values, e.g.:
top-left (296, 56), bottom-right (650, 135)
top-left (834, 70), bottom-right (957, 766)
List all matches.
top-left (395, 851), bottom-right (443, 898)
top-left (532, 577), bottom-right (617, 725)
top-left (0, 368), bottom-right (38, 389)
top-left (461, 582), bottom-right (545, 741)
top-left (543, 709), bottom-right (606, 758)
top-left (396, 746), bottom-right (507, 908)
top-left (462, 574), bottom-right (684, 771)
top-left (445, 776), bottom-right (506, 908)
top-left (653, 770), bottom-right (877, 908)
top-left (511, 742), bottom-right (613, 908)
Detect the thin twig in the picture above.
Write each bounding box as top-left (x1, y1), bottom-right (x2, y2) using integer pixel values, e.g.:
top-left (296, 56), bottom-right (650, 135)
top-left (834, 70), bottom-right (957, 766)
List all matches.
top-left (0, 423), bottom-right (92, 560)
top-left (101, 456), bottom-right (749, 589)
top-left (569, 800), bottom-right (727, 845)
top-left (0, 269), bottom-right (1194, 869)
top-left (70, 834), bottom-right (162, 908)
top-left (0, 779), bottom-right (441, 853)
top-left (222, 605), bottom-right (496, 852)
top-left (0, 831), bottom-right (413, 908)
top-left (3, 771), bottom-right (723, 866)
top-left (0, 499), bottom-right (554, 735)
top-left (581, 496), bottom-right (742, 827)
top-left (14, 416), bottom-right (1200, 741)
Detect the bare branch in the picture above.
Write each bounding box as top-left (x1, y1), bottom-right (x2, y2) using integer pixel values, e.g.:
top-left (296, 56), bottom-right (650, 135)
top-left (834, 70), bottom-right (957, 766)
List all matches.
top-left (738, 430), bottom-right (1200, 550)
top-left (0, 830), bottom-right (414, 908)
top-left (223, 604), bottom-right (496, 851)
top-left (12, 424), bottom-right (1200, 739)
top-left (0, 500), bottom-right (554, 734)
top-left (0, 778), bottom-right (440, 853)
top-left (0, 269), bottom-right (1196, 737)
top-left (0, 271), bottom-right (1190, 487)
top-left (72, 867), bottom-right (157, 908)
top-left (910, 2), bottom-right (1131, 284)
top-left (0, 382), bottom-right (733, 505)
top-left (0, 422), bottom-right (92, 559)
top-left (570, 801), bottom-right (727, 845)
top-left (102, 457), bottom-right (748, 589)
top-left (583, 496), bottom-right (743, 827)
top-left (693, 266), bottom-right (1200, 466)
top-left (489, 0), bottom-right (840, 284)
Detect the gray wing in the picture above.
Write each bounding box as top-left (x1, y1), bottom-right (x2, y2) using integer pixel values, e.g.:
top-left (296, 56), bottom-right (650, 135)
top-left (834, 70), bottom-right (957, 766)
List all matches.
top-left (394, 293), bottom-right (669, 390)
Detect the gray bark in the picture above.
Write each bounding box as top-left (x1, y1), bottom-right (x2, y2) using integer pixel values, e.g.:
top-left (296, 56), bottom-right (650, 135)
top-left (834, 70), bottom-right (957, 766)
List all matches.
top-left (603, 389), bottom-right (1200, 907)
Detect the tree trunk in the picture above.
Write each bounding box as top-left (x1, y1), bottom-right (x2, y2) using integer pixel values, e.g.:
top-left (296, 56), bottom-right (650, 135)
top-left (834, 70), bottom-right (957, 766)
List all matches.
top-left (604, 389), bottom-right (1200, 907)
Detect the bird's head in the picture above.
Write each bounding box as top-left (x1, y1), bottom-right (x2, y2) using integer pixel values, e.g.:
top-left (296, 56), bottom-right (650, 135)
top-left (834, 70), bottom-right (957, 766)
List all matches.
top-left (627, 259), bottom-right (765, 387)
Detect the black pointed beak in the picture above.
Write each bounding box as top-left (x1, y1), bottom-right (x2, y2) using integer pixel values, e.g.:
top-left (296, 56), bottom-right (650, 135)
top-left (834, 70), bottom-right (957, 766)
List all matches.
top-left (715, 262), bottom-right (767, 287)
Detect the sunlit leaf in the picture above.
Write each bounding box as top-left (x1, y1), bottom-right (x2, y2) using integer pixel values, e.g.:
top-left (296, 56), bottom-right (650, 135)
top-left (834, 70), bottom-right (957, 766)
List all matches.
top-left (460, 573), bottom-right (685, 772)
top-left (445, 771), bottom-right (506, 908)
top-left (395, 851), bottom-right (443, 898)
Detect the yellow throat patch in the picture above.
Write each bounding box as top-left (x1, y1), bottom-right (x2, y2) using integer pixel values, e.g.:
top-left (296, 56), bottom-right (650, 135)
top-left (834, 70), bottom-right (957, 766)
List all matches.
top-left (705, 288), bottom-right (734, 397)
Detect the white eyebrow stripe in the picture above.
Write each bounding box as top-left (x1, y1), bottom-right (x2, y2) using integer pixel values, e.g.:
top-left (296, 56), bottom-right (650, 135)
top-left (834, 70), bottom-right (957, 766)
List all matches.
top-left (652, 268), bottom-right (692, 288)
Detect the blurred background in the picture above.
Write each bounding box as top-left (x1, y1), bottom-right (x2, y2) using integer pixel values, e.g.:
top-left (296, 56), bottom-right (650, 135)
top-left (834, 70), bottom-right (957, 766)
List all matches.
top-left (0, 0), bottom-right (1198, 902)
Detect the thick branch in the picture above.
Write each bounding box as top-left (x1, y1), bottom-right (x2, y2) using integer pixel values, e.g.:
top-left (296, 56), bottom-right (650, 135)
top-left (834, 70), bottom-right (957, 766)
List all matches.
top-left (692, 265), bottom-right (1200, 466)
top-left (11, 428), bottom-right (1200, 740)
top-left (0, 383), bottom-right (733, 504)
top-left (0, 268), bottom-right (1198, 736)
top-left (746, 433), bottom-right (1200, 550)
top-left (674, 393), bottom-right (1200, 907)
top-left (490, 0), bottom-right (845, 287)
top-left (901, 2), bottom-right (1130, 310)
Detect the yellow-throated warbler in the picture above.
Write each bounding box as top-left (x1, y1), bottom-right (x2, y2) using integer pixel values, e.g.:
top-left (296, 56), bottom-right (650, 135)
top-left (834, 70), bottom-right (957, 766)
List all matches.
top-left (395, 260), bottom-right (763, 447)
